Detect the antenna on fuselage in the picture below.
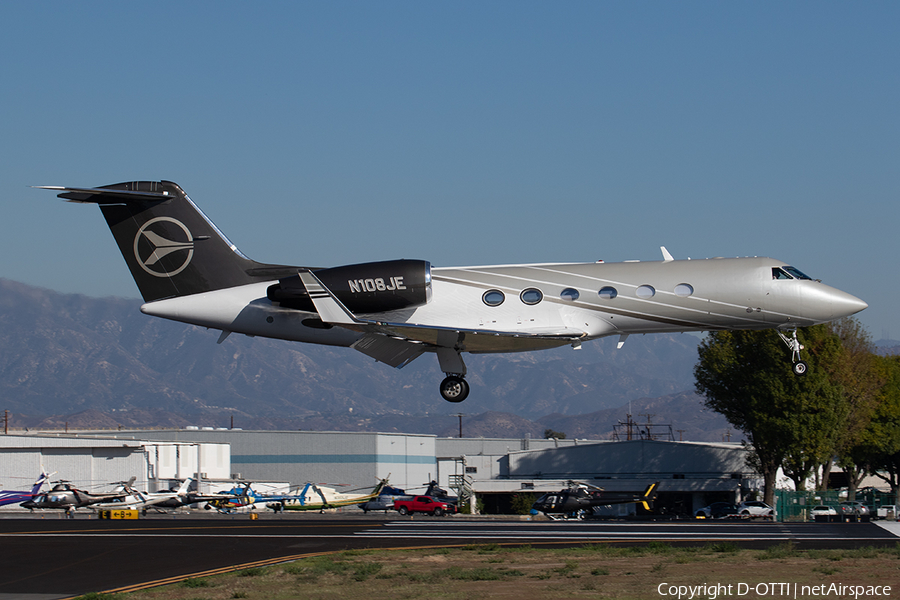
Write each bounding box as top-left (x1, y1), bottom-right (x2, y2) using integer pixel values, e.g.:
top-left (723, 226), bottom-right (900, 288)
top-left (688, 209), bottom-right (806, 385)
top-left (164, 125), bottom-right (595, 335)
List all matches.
top-left (660, 246), bottom-right (674, 262)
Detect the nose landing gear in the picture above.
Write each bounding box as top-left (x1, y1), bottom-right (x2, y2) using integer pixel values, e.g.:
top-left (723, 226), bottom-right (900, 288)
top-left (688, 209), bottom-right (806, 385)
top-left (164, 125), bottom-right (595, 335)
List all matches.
top-left (778, 329), bottom-right (808, 376)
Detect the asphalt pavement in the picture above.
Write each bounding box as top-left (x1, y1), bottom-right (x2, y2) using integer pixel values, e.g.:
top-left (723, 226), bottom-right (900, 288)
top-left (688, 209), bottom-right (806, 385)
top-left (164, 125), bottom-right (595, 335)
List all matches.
top-left (1, 513), bottom-right (897, 599)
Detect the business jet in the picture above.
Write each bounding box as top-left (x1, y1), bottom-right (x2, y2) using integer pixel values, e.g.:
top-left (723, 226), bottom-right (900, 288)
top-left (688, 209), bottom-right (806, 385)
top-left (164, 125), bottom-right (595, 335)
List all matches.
top-left (38, 181), bottom-right (867, 403)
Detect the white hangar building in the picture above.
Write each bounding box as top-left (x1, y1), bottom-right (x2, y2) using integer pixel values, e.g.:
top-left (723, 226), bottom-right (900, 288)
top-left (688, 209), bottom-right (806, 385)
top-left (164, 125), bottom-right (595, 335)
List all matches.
top-left (0, 434), bottom-right (230, 507)
top-left (95, 430), bottom-right (437, 494)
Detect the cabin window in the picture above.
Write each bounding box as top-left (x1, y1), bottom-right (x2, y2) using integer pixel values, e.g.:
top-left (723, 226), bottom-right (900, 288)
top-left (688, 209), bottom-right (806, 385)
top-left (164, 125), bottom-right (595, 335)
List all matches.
top-left (482, 290), bottom-right (505, 307)
top-left (674, 283), bottom-right (694, 298)
top-left (520, 288), bottom-right (543, 305)
top-left (560, 288), bottom-right (580, 301)
top-left (636, 285), bottom-right (656, 299)
top-left (598, 286), bottom-right (617, 299)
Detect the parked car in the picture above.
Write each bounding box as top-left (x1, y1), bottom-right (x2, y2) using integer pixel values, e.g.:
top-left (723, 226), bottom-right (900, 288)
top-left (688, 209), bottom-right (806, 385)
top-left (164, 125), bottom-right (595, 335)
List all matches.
top-left (839, 501), bottom-right (870, 517)
top-left (810, 505), bottom-right (838, 520)
top-left (876, 505), bottom-right (899, 520)
top-left (736, 501), bottom-right (774, 518)
top-left (394, 495), bottom-right (457, 516)
top-left (695, 502), bottom-right (738, 519)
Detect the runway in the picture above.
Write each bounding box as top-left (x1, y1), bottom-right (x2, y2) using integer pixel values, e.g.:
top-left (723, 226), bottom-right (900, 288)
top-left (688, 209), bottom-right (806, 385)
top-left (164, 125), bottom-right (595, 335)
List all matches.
top-left (1, 515), bottom-right (897, 600)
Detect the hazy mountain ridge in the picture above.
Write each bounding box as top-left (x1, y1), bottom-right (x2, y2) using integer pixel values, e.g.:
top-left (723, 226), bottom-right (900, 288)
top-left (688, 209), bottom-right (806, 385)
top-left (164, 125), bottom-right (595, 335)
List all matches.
top-left (0, 278), bottom-right (732, 441)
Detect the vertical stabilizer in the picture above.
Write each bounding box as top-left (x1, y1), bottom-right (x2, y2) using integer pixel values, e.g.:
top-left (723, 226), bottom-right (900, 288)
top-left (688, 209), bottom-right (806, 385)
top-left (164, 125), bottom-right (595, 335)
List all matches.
top-left (41, 181), bottom-right (301, 302)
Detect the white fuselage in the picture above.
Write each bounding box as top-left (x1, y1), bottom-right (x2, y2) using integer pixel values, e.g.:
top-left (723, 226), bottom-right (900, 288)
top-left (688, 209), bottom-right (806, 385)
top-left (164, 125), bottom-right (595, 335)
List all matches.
top-left (140, 256), bottom-right (866, 355)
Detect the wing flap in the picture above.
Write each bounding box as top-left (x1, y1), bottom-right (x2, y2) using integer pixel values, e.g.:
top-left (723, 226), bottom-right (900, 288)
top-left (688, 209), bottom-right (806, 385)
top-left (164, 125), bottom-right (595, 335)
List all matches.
top-left (352, 334), bottom-right (425, 368)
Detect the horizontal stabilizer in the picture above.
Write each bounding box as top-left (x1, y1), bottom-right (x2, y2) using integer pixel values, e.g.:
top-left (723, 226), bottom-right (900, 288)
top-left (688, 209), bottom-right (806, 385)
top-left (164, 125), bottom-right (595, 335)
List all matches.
top-left (33, 184), bottom-right (173, 203)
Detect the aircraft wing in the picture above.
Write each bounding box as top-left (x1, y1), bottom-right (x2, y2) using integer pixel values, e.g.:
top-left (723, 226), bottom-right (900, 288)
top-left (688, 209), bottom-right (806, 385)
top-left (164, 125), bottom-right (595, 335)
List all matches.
top-left (297, 271), bottom-right (585, 366)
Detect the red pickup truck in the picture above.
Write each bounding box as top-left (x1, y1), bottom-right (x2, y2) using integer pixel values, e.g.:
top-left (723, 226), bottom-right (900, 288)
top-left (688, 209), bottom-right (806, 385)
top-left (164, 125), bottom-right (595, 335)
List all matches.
top-left (394, 495), bottom-right (456, 516)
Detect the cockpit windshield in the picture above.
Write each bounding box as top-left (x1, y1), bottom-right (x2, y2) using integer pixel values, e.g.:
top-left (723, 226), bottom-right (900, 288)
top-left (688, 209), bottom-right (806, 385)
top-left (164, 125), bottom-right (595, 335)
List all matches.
top-left (772, 266), bottom-right (813, 280)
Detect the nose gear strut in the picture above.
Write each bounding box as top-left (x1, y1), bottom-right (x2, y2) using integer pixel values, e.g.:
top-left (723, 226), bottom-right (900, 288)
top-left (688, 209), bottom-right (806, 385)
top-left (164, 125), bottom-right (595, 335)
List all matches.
top-left (778, 328), bottom-right (808, 376)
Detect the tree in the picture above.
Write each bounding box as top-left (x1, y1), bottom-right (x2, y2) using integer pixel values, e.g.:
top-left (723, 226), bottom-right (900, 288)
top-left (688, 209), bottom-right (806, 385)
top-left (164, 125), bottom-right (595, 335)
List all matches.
top-left (543, 428), bottom-right (566, 440)
top-left (824, 318), bottom-right (886, 498)
top-left (843, 354), bottom-right (900, 495)
top-left (695, 326), bottom-right (843, 505)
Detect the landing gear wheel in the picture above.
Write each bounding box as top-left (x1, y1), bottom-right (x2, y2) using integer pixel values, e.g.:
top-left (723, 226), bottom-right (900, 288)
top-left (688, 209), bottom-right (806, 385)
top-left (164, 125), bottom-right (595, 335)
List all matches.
top-left (792, 361), bottom-right (808, 376)
top-left (440, 376), bottom-right (469, 403)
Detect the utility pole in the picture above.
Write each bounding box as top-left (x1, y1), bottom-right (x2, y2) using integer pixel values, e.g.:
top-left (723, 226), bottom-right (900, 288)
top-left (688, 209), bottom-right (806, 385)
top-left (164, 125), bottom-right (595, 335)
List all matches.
top-left (3, 410), bottom-right (8, 434)
top-left (452, 413), bottom-right (466, 438)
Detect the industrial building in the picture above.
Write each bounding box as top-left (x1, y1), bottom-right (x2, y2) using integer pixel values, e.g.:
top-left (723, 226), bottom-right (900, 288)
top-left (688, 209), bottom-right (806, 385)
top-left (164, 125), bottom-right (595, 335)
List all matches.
top-left (93, 429), bottom-right (437, 495)
top-left (440, 437), bottom-right (758, 515)
top-left (1, 429), bottom-right (758, 517)
top-left (0, 434), bottom-right (230, 508)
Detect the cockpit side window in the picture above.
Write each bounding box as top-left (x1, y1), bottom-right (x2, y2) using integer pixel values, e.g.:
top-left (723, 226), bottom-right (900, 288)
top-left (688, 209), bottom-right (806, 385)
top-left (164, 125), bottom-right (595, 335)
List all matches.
top-left (772, 267), bottom-right (792, 280)
top-left (783, 266), bottom-right (812, 280)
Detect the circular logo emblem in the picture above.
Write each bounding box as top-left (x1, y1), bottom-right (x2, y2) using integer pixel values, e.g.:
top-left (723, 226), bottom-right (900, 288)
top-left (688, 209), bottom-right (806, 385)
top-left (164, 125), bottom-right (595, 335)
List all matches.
top-left (133, 217), bottom-right (194, 278)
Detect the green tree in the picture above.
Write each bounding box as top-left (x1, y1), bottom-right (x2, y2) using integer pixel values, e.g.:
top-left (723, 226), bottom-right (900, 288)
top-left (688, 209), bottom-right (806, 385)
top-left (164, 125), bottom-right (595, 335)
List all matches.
top-left (695, 326), bottom-right (843, 505)
top-left (842, 354), bottom-right (900, 495)
top-left (543, 428), bottom-right (566, 440)
top-left (823, 319), bottom-right (885, 498)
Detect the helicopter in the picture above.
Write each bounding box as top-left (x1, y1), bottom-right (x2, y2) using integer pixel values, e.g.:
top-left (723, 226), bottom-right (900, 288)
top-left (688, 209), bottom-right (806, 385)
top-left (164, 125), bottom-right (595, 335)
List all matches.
top-left (20, 478), bottom-right (134, 515)
top-left (531, 481), bottom-right (659, 520)
top-left (358, 479), bottom-right (456, 513)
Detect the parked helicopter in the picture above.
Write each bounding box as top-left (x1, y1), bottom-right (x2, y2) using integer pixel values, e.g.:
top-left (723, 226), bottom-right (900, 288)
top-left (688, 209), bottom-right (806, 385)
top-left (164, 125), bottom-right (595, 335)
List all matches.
top-left (91, 478), bottom-right (230, 513)
top-left (20, 478), bottom-right (135, 514)
top-left (531, 481), bottom-right (659, 520)
top-left (270, 479), bottom-right (389, 512)
top-left (0, 470), bottom-right (50, 508)
top-left (358, 480), bottom-right (456, 513)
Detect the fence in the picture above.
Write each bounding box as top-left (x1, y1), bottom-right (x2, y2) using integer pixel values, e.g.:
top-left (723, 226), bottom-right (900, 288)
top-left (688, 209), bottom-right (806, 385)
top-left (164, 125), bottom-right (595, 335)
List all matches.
top-left (774, 488), bottom-right (896, 522)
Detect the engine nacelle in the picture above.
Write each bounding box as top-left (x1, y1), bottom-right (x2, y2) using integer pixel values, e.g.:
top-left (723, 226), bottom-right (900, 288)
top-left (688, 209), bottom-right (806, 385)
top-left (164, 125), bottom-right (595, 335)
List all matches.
top-left (267, 259), bottom-right (432, 314)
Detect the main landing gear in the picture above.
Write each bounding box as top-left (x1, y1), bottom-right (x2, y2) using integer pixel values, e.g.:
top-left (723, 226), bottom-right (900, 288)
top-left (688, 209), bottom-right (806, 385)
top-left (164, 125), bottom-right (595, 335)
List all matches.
top-left (437, 346), bottom-right (469, 402)
top-left (440, 375), bottom-right (469, 403)
top-left (778, 328), bottom-right (808, 376)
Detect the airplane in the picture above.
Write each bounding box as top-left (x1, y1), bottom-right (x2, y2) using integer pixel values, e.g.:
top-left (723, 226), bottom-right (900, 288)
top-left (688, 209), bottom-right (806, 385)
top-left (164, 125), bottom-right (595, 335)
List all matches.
top-left (20, 478), bottom-right (134, 513)
top-left (270, 479), bottom-right (389, 512)
top-left (0, 471), bottom-right (51, 508)
top-left (531, 481), bottom-right (659, 520)
top-left (37, 181), bottom-right (868, 402)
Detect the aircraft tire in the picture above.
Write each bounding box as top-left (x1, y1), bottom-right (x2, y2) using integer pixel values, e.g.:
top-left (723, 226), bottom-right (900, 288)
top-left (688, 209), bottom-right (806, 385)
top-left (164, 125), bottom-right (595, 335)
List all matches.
top-left (792, 361), bottom-right (808, 376)
top-left (440, 376), bottom-right (469, 402)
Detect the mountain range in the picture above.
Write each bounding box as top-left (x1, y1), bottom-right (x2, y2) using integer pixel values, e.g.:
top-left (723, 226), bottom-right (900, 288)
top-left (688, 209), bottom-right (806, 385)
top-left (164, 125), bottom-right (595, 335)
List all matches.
top-left (0, 278), bottom-right (734, 441)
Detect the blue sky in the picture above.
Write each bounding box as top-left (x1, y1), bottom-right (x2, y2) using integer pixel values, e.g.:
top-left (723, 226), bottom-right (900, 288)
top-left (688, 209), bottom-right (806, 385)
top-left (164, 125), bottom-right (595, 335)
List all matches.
top-left (2, 3), bottom-right (897, 340)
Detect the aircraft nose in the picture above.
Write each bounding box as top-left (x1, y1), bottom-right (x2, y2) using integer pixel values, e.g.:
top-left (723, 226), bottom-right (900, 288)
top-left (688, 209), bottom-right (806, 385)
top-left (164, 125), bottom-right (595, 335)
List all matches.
top-left (832, 291), bottom-right (868, 319)
top-left (803, 284), bottom-right (867, 322)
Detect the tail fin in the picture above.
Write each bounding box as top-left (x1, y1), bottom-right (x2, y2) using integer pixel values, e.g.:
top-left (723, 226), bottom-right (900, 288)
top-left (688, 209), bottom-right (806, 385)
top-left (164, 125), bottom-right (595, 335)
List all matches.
top-left (30, 471), bottom-right (49, 496)
top-left (39, 181), bottom-right (301, 302)
top-left (639, 482), bottom-right (659, 511)
top-left (176, 478), bottom-right (193, 495)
